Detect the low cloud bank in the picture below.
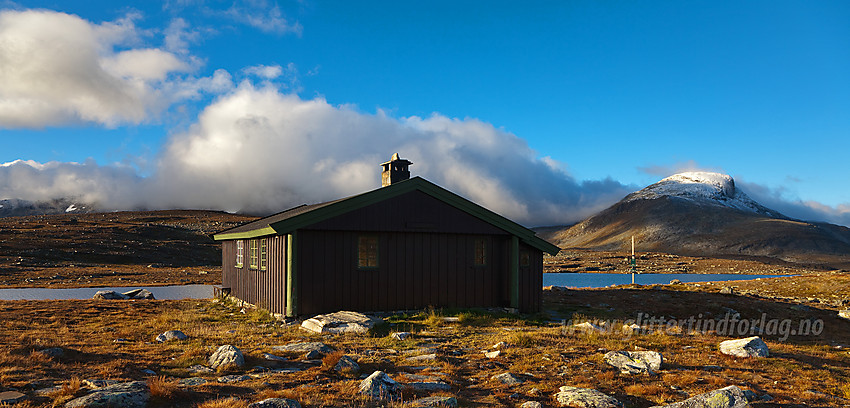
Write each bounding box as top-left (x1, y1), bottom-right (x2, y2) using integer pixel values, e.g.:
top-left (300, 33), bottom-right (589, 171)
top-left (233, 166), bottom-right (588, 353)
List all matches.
top-left (0, 84), bottom-right (633, 226)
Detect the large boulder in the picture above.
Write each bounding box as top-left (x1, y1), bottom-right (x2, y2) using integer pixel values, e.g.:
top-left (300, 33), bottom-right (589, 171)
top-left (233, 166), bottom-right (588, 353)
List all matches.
top-left (92, 291), bottom-right (127, 300)
top-left (301, 311), bottom-right (384, 334)
top-left (491, 372), bottom-right (523, 385)
top-left (649, 385), bottom-right (748, 408)
top-left (719, 337), bottom-right (769, 358)
top-left (555, 386), bottom-right (623, 408)
top-left (359, 371), bottom-right (400, 401)
top-left (604, 350), bottom-right (663, 374)
top-left (64, 381), bottom-right (149, 408)
top-left (209, 345), bottom-right (245, 369)
top-left (333, 355), bottom-right (360, 373)
top-left (0, 391), bottom-right (26, 405)
top-left (248, 398), bottom-right (302, 408)
top-left (122, 289), bottom-right (155, 300)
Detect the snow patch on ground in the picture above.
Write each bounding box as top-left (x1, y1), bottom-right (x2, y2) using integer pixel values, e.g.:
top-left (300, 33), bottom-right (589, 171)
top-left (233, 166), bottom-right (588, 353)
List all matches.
top-left (626, 172), bottom-right (782, 217)
top-left (65, 204), bottom-right (78, 213)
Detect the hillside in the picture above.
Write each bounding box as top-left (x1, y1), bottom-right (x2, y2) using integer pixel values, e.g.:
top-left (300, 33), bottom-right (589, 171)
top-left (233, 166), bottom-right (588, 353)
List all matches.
top-left (0, 210), bottom-right (258, 288)
top-left (540, 172), bottom-right (850, 269)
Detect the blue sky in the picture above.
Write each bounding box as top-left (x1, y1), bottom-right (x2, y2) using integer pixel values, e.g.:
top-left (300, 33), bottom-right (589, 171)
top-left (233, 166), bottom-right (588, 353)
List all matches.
top-left (1, 1), bottom-right (849, 226)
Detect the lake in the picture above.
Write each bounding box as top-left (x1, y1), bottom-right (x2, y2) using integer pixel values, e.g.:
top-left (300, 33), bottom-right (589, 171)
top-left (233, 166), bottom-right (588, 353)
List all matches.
top-left (0, 284), bottom-right (215, 301)
top-left (543, 272), bottom-right (791, 288)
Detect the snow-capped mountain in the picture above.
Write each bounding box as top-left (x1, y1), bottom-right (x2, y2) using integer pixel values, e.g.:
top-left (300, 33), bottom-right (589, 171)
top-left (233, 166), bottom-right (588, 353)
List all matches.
top-left (623, 172), bottom-right (783, 218)
top-left (0, 198), bottom-right (98, 218)
top-left (539, 172), bottom-right (850, 266)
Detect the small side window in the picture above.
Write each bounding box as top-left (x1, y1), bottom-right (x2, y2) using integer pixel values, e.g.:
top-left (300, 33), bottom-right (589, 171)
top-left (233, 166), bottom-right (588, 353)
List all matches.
top-left (235, 240), bottom-right (244, 268)
top-left (520, 250), bottom-right (530, 267)
top-left (249, 239), bottom-right (259, 270)
top-left (357, 235), bottom-right (379, 268)
top-left (474, 238), bottom-right (487, 266)
top-left (260, 239), bottom-right (268, 271)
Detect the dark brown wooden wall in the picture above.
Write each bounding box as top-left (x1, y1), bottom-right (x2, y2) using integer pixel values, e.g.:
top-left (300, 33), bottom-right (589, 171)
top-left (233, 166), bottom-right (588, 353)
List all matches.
top-left (221, 236), bottom-right (288, 315)
top-left (296, 230), bottom-right (512, 316)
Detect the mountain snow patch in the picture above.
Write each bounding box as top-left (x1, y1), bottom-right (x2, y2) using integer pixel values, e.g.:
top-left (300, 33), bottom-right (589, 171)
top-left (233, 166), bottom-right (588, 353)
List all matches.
top-left (626, 172), bottom-right (782, 217)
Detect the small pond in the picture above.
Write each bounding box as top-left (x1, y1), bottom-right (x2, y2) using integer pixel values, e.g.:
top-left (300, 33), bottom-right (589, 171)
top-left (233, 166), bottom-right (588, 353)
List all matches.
top-left (0, 284), bottom-right (215, 301)
top-left (543, 272), bottom-right (792, 289)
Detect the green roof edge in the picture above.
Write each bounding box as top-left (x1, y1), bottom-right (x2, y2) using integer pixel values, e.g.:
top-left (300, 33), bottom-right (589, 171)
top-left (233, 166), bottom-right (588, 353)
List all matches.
top-left (213, 177), bottom-right (561, 255)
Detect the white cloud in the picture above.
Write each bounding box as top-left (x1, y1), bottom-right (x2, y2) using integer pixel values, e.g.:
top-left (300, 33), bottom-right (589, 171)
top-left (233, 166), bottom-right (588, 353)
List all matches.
top-left (243, 64), bottom-right (284, 79)
top-left (0, 9), bottom-right (223, 129)
top-left (225, 0), bottom-right (302, 35)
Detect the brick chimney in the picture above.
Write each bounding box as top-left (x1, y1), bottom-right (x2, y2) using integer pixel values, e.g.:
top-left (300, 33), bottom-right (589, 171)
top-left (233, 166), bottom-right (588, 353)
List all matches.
top-left (380, 153), bottom-right (412, 187)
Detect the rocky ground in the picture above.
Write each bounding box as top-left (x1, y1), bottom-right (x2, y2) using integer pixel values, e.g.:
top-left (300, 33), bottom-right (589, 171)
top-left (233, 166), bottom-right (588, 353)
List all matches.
top-left (0, 276), bottom-right (848, 407)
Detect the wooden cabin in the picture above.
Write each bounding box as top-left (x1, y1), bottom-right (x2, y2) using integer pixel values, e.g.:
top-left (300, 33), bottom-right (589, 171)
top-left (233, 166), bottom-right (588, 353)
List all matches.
top-left (212, 154), bottom-right (560, 317)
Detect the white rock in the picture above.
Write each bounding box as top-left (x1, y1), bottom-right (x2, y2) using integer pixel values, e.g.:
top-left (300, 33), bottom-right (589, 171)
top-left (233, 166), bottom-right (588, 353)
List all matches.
top-left (719, 337), bottom-right (769, 358)
top-left (484, 350), bottom-right (501, 358)
top-left (301, 311), bottom-right (383, 334)
top-left (209, 345), bottom-right (245, 369)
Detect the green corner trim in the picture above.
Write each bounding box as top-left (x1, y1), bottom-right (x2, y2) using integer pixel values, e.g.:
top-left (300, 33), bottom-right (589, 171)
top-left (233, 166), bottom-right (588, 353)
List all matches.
top-left (285, 232), bottom-right (298, 317)
top-left (510, 235), bottom-right (519, 309)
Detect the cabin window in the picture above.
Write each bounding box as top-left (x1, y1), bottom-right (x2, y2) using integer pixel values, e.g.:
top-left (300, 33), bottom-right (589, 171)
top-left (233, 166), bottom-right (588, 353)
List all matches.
top-left (474, 238), bottom-right (487, 266)
top-left (249, 239), bottom-right (259, 270)
top-left (520, 250), bottom-right (530, 267)
top-left (260, 238), bottom-right (268, 271)
top-left (357, 235), bottom-right (379, 268)
top-left (235, 240), bottom-right (244, 268)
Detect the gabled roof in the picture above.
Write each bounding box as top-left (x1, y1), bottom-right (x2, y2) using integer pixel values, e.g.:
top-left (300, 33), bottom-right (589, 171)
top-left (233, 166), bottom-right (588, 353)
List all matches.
top-left (212, 177), bottom-right (560, 255)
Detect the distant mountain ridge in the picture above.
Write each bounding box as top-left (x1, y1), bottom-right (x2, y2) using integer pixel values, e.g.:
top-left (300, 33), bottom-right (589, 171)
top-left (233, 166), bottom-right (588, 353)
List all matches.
top-left (0, 198), bottom-right (98, 218)
top-left (540, 172), bottom-right (850, 268)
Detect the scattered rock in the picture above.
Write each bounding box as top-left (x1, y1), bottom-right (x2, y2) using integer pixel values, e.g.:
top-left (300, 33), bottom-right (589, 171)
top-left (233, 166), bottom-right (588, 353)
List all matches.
top-left (492, 341), bottom-right (508, 349)
top-left (263, 353), bottom-right (288, 362)
top-left (669, 279), bottom-right (682, 284)
top-left (719, 337), bottom-right (769, 358)
top-left (155, 330), bottom-right (187, 343)
top-left (406, 353), bottom-right (437, 362)
top-left (604, 350), bottom-right (663, 374)
top-left (333, 355), bottom-right (360, 373)
top-left (0, 391), bottom-right (26, 405)
top-left (484, 350), bottom-right (501, 358)
top-left (248, 398), bottom-right (302, 408)
top-left (35, 386), bottom-right (63, 396)
top-left (359, 371), bottom-right (400, 400)
top-left (571, 322), bottom-right (605, 333)
top-left (218, 375), bottom-right (252, 383)
top-left (38, 347), bottom-right (64, 358)
top-left (391, 332), bottom-right (412, 341)
top-left (113, 338), bottom-right (131, 343)
top-left (521, 402), bottom-right (542, 408)
top-left (122, 289), bottom-right (155, 300)
top-left (304, 350), bottom-right (321, 360)
top-left (621, 323), bottom-right (642, 334)
top-left (649, 385), bottom-right (748, 408)
top-left (140, 369), bottom-right (157, 376)
top-left (178, 377), bottom-right (208, 387)
top-left (82, 379), bottom-right (120, 389)
top-left (402, 374), bottom-right (451, 391)
top-left (555, 386), bottom-right (623, 408)
top-left (839, 310), bottom-right (850, 320)
top-left (410, 396), bottom-right (458, 407)
top-left (272, 342), bottom-right (333, 356)
top-left (719, 287), bottom-right (735, 295)
top-left (301, 311), bottom-right (384, 334)
top-left (92, 290), bottom-right (128, 300)
top-left (64, 381), bottom-right (149, 408)
top-left (491, 372), bottom-right (523, 385)
top-left (209, 345), bottom-right (245, 369)
top-left (187, 365), bottom-right (214, 373)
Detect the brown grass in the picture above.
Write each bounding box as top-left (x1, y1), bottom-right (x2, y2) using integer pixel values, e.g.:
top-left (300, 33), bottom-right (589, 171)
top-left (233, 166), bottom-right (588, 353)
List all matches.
top-left (194, 398), bottom-right (249, 408)
top-left (148, 375), bottom-right (179, 400)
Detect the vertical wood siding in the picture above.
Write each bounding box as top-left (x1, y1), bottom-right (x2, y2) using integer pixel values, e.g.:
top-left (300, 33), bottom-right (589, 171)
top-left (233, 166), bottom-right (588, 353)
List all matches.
top-left (221, 236), bottom-right (288, 315)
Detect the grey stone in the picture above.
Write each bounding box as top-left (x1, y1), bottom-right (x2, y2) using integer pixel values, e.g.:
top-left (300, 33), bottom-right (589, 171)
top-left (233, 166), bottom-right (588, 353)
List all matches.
top-left (82, 379), bottom-right (120, 389)
top-left (35, 386), bottom-right (63, 396)
top-left (604, 350), bottom-right (663, 374)
top-left (64, 381), bottom-right (149, 408)
top-left (272, 342), bottom-right (333, 355)
top-left (391, 331), bottom-right (412, 340)
top-left (140, 369), bottom-right (156, 376)
top-left (555, 386), bottom-right (623, 408)
top-left (217, 375), bottom-right (251, 383)
top-left (304, 350), bottom-right (321, 360)
top-left (301, 311), bottom-right (383, 334)
top-left (92, 290), bottom-right (128, 300)
top-left (410, 396), bottom-right (458, 407)
top-left (484, 350), bottom-right (501, 358)
top-left (122, 289), bottom-right (155, 300)
top-left (649, 385), bottom-right (748, 408)
top-left (402, 374), bottom-right (451, 391)
top-left (406, 353), bottom-right (437, 362)
top-left (333, 355), bottom-right (360, 373)
top-left (269, 368), bottom-right (301, 374)
top-left (178, 377), bottom-right (208, 387)
top-left (248, 398), bottom-right (302, 408)
top-left (187, 364), bottom-right (214, 373)
top-left (522, 402), bottom-right (543, 408)
top-left (209, 345), bottom-right (245, 369)
top-left (359, 370), bottom-right (400, 400)
top-left (263, 353), bottom-right (288, 362)
top-left (669, 279), bottom-right (682, 284)
top-left (492, 341), bottom-right (508, 349)
top-left (719, 287), bottom-right (734, 295)
top-left (719, 337), bottom-right (769, 358)
top-left (155, 330), bottom-right (187, 343)
top-left (39, 347), bottom-right (64, 358)
top-left (571, 322), bottom-right (605, 333)
top-left (491, 372), bottom-right (523, 385)
top-left (0, 391), bottom-right (26, 405)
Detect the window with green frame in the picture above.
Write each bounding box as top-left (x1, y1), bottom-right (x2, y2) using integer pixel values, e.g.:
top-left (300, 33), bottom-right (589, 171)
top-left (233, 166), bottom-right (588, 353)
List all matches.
top-left (474, 238), bottom-right (487, 266)
top-left (249, 239), bottom-right (259, 270)
top-left (357, 235), bottom-right (379, 268)
top-left (235, 240), bottom-right (244, 268)
top-left (259, 238), bottom-right (268, 271)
